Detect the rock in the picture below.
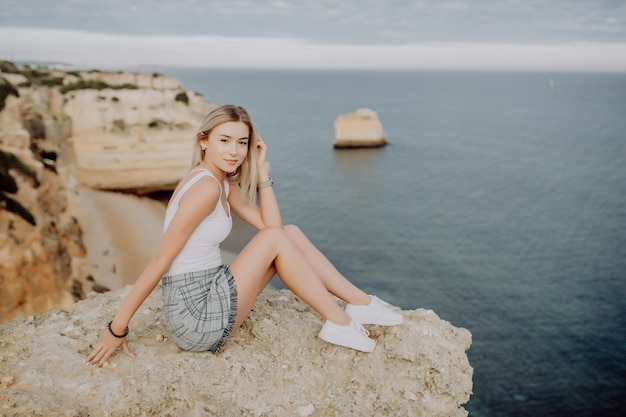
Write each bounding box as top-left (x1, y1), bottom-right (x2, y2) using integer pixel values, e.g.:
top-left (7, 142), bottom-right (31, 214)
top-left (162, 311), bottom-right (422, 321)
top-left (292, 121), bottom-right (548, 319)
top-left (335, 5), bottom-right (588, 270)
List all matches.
top-left (0, 146), bottom-right (93, 322)
top-left (79, 71), bottom-right (183, 91)
top-left (0, 64), bottom-right (213, 322)
top-left (1, 65), bottom-right (215, 194)
top-left (0, 287), bottom-right (473, 416)
top-left (0, 73), bottom-right (28, 87)
top-left (63, 73), bottom-right (214, 193)
top-left (296, 403), bottom-right (315, 416)
top-left (333, 108), bottom-right (388, 148)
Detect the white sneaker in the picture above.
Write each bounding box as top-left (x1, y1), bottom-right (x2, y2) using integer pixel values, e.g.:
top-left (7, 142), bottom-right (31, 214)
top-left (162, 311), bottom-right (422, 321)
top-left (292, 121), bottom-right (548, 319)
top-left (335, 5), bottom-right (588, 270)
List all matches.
top-left (318, 319), bottom-right (376, 352)
top-left (345, 295), bottom-right (403, 326)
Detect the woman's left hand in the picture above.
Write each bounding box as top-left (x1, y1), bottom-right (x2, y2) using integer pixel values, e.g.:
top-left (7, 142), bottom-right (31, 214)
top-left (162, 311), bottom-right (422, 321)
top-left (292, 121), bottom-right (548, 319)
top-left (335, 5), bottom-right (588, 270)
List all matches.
top-left (256, 137), bottom-right (269, 174)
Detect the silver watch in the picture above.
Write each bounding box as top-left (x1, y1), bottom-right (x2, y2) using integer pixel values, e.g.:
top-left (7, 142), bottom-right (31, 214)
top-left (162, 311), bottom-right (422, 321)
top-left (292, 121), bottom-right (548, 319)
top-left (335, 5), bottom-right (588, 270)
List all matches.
top-left (258, 177), bottom-right (273, 189)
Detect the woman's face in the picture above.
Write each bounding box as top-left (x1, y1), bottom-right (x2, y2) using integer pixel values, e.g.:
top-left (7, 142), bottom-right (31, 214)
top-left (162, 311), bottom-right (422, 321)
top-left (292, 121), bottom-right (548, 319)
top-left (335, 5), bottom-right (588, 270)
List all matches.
top-left (202, 121), bottom-right (250, 174)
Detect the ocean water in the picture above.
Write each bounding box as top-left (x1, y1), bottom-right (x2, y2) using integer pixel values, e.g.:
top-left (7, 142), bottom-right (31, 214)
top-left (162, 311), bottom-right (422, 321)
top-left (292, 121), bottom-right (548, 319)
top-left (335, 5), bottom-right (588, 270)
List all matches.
top-left (156, 68), bottom-right (626, 416)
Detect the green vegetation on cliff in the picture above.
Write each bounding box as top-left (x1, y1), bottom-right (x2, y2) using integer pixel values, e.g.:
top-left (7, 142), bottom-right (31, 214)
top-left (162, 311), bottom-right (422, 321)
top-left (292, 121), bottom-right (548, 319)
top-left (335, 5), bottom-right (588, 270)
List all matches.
top-left (174, 91), bottom-right (189, 105)
top-left (0, 60), bottom-right (20, 74)
top-left (0, 76), bottom-right (19, 111)
top-left (0, 151), bottom-right (39, 225)
top-left (0, 60), bottom-right (140, 94)
top-left (59, 80), bottom-right (139, 94)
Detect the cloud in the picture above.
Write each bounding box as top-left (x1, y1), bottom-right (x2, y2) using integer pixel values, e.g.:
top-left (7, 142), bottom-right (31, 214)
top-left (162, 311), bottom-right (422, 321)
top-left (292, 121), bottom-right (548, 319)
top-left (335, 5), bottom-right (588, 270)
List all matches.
top-left (2, 27), bottom-right (626, 71)
top-left (1, 1), bottom-right (625, 71)
top-left (1, 0), bottom-right (625, 44)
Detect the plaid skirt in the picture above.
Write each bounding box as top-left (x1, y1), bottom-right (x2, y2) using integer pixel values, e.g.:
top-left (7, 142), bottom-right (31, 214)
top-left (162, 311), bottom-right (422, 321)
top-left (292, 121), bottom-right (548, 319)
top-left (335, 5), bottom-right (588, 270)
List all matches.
top-left (161, 265), bottom-right (238, 353)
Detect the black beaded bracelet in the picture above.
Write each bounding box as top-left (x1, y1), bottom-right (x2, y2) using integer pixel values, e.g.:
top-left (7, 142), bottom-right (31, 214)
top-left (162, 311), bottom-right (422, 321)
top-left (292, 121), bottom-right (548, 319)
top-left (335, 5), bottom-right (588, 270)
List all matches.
top-left (107, 320), bottom-right (129, 338)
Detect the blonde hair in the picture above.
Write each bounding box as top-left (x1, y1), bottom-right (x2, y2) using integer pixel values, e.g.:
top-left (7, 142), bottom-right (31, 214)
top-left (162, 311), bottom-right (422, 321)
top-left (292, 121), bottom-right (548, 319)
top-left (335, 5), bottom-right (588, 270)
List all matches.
top-left (190, 104), bottom-right (260, 204)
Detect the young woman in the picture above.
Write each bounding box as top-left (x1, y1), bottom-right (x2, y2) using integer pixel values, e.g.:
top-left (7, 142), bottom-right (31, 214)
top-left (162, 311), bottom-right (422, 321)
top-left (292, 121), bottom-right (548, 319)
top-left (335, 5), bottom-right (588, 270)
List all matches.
top-left (86, 104), bottom-right (402, 366)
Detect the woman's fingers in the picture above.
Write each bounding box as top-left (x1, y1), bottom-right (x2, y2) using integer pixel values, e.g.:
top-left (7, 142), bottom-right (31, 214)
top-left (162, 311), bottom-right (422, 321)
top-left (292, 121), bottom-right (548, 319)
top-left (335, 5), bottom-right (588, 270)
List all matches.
top-left (85, 345), bottom-right (98, 363)
top-left (88, 345), bottom-right (114, 367)
top-left (256, 139), bottom-right (268, 168)
top-left (86, 345), bottom-right (106, 366)
top-left (85, 332), bottom-right (128, 367)
top-left (121, 340), bottom-right (135, 358)
top-left (97, 347), bottom-right (115, 367)
top-left (85, 338), bottom-right (106, 363)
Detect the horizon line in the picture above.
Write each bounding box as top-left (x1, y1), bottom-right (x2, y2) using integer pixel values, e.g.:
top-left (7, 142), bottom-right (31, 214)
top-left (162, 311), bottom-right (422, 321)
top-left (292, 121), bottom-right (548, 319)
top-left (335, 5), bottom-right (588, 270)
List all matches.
top-left (2, 27), bottom-right (626, 72)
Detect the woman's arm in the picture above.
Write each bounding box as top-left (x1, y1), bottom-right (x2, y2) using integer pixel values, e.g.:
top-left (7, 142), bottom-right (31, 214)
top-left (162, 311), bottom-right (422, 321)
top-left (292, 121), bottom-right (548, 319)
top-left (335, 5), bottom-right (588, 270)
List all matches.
top-left (229, 138), bottom-right (282, 230)
top-left (229, 180), bottom-right (282, 230)
top-left (85, 176), bottom-right (221, 366)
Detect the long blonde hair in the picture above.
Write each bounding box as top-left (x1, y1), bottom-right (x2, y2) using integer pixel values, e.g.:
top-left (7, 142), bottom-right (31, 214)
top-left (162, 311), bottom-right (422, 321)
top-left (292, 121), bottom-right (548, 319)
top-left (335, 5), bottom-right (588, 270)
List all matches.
top-left (190, 104), bottom-right (260, 204)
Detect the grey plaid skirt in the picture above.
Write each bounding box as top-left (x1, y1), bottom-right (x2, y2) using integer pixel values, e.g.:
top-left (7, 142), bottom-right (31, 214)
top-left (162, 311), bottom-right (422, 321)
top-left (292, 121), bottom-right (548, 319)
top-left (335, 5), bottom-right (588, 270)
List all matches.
top-left (161, 265), bottom-right (238, 353)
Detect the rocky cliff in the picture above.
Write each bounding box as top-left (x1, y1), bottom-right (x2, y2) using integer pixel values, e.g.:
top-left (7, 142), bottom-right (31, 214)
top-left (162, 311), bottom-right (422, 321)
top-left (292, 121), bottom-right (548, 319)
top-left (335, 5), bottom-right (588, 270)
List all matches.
top-left (0, 287), bottom-right (473, 417)
top-left (0, 62), bottom-right (473, 415)
top-left (0, 61), bottom-right (213, 322)
top-left (0, 145), bottom-right (88, 321)
top-left (63, 71), bottom-right (213, 193)
top-left (1, 67), bottom-right (90, 321)
top-left (1, 61), bottom-right (213, 192)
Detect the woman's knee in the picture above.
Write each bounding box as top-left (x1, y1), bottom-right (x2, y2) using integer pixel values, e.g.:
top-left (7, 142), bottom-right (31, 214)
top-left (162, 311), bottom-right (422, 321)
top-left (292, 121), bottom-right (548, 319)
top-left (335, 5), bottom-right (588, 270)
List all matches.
top-left (256, 225), bottom-right (305, 251)
top-left (283, 224), bottom-right (303, 239)
top-left (257, 226), bottom-right (289, 246)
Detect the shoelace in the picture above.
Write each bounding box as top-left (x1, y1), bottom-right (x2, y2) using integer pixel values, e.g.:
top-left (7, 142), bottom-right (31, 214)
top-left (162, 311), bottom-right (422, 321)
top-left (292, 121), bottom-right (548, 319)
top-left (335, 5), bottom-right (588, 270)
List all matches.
top-left (352, 320), bottom-right (370, 337)
top-left (372, 296), bottom-right (396, 317)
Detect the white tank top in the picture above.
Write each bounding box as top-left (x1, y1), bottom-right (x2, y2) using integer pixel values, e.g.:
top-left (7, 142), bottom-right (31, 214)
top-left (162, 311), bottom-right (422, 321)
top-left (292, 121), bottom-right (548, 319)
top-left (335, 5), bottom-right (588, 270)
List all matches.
top-left (163, 169), bottom-right (232, 276)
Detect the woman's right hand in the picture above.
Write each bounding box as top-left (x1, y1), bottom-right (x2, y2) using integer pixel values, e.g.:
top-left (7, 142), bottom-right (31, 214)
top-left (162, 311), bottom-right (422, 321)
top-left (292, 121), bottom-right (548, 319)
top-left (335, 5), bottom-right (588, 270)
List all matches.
top-left (85, 329), bottom-right (134, 367)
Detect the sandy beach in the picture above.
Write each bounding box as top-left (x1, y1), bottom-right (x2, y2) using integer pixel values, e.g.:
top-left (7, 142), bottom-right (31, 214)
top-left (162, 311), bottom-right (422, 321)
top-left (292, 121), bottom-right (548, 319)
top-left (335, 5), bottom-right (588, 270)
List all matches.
top-left (79, 188), bottom-right (238, 291)
top-left (79, 188), bottom-right (166, 290)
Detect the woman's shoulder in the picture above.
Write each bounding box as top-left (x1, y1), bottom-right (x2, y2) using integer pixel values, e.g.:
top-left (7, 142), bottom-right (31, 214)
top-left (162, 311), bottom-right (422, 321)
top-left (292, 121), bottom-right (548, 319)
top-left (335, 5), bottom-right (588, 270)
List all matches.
top-left (177, 176), bottom-right (221, 212)
top-left (185, 173), bottom-right (222, 196)
top-left (169, 171), bottom-right (221, 209)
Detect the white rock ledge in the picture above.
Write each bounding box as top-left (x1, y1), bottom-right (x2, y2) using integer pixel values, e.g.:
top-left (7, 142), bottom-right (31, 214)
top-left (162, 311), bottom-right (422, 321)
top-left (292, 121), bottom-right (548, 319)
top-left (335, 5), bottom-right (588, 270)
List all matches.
top-left (0, 287), bottom-right (473, 417)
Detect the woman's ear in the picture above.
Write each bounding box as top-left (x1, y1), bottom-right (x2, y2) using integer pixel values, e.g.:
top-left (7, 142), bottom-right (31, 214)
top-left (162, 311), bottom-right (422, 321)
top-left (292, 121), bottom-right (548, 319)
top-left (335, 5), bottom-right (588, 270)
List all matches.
top-left (198, 132), bottom-right (208, 150)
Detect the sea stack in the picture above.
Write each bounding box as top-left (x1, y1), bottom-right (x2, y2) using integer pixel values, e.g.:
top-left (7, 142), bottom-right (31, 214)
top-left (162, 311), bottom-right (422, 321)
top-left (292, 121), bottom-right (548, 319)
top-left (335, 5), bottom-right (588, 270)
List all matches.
top-left (333, 108), bottom-right (387, 148)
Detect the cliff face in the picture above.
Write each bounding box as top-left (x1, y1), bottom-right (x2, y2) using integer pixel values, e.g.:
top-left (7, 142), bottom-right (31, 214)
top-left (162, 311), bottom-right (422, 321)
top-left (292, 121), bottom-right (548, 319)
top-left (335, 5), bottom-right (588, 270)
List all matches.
top-left (0, 146), bottom-right (87, 321)
top-left (63, 71), bottom-right (213, 192)
top-left (0, 64), bottom-right (213, 322)
top-left (0, 79), bottom-right (90, 322)
top-left (0, 287), bottom-right (473, 417)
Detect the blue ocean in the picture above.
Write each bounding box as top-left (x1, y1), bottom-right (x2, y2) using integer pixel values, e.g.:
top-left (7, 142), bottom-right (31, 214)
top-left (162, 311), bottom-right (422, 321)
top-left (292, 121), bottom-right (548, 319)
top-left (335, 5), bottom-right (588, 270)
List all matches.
top-left (155, 68), bottom-right (626, 416)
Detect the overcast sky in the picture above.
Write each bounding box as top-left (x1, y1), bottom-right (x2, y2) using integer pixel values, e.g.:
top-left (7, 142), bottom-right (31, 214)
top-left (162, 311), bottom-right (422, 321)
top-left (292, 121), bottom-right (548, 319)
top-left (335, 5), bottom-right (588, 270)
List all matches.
top-left (1, 0), bottom-right (626, 71)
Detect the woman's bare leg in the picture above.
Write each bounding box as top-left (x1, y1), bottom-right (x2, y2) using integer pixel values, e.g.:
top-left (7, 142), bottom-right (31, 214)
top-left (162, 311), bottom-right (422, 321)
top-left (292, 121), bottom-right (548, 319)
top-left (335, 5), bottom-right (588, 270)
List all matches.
top-left (282, 225), bottom-right (371, 306)
top-left (229, 227), bottom-right (351, 331)
top-left (231, 265), bottom-right (275, 331)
